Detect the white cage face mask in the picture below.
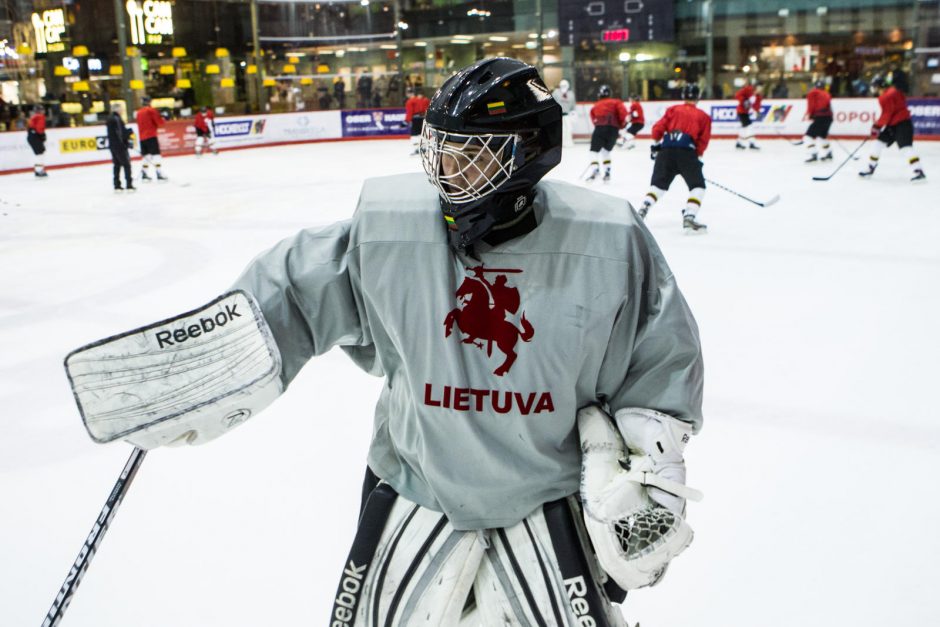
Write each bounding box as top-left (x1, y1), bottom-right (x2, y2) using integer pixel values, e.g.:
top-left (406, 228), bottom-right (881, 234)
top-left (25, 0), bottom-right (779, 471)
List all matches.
top-left (421, 124), bottom-right (520, 205)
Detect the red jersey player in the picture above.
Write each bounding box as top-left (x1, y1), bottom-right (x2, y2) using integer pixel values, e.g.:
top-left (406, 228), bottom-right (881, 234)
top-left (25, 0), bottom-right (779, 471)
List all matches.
top-left (586, 84), bottom-right (627, 182)
top-left (804, 80), bottom-right (833, 162)
top-left (194, 106), bottom-right (218, 156)
top-left (638, 83), bottom-right (711, 233)
top-left (859, 75), bottom-right (925, 181)
top-left (26, 105), bottom-right (48, 177)
top-left (135, 96), bottom-right (167, 181)
top-left (405, 88), bottom-right (431, 155)
top-left (734, 81), bottom-right (762, 150)
top-left (618, 95), bottom-right (645, 150)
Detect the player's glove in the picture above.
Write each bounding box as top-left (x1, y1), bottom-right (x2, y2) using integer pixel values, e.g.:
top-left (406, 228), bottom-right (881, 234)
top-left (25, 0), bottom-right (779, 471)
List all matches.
top-left (870, 125), bottom-right (881, 138)
top-left (579, 406), bottom-right (702, 589)
top-left (650, 142), bottom-right (661, 161)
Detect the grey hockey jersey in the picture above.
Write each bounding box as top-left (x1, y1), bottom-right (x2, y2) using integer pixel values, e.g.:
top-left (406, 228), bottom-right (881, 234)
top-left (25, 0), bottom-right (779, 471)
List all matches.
top-left (232, 173), bottom-right (703, 530)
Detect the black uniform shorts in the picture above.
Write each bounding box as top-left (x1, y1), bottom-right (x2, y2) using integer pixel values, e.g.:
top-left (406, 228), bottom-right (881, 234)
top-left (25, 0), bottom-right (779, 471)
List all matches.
top-left (878, 119), bottom-right (914, 148)
top-left (738, 112), bottom-right (752, 127)
top-left (410, 114), bottom-right (425, 137)
top-left (625, 122), bottom-right (644, 136)
top-left (195, 128), bottom-right (210, 138)
top-left (806, 116), bottom-right (833, 139)
top-left (140, 136), bottom-right (161, 156)
top-left (590, 125), bottom-right (620, 152)
top-left (27, 133), bottom-right (45, 155)
top-left (651, 147), bottom-right (706, 191)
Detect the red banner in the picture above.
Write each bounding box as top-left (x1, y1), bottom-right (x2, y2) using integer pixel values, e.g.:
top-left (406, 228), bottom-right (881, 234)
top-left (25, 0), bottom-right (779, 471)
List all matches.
top-left (156, 120), bottom-right (196, 156)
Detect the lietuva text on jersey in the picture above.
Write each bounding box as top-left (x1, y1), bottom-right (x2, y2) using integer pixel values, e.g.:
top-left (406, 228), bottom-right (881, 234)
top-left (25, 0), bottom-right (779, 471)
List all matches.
top-left (232, 173), bottom-right (703, 531)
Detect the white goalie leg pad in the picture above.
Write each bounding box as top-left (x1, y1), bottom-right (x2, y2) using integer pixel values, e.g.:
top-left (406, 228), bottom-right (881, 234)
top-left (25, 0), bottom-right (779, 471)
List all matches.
top-left (356, 497), bottom-right (485, 626)
top-left (65, 290), bottom-right (282, 449)
top-left (578, 406), bottom-right (701, 590)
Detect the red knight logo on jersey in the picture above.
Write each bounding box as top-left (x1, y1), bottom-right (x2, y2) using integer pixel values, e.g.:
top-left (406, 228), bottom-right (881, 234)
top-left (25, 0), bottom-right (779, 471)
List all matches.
top-left (444, 265), bottom-right (534, 376)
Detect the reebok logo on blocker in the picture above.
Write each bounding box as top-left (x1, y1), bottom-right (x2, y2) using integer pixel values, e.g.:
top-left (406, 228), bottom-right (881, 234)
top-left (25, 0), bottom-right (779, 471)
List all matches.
top-left (155, 303), bottom-right (241, 348)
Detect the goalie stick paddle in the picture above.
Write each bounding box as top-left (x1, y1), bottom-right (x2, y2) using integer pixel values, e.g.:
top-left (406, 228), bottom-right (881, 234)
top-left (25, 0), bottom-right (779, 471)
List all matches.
top-left (813, 138), bottom-right (868, 181)
top-left (705, 178), bottom-right (780, 207)
top-left (42, 447), bottom-right (147, 627)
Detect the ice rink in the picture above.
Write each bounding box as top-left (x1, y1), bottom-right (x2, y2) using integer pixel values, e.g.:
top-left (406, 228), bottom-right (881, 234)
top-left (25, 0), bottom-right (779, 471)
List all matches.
top-left (2, 136), bottom-right (939, 627)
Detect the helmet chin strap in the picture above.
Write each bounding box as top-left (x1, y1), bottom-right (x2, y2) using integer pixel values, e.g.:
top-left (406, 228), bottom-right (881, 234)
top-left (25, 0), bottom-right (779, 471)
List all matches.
top-left (443, 187), bottom-right (537, 253)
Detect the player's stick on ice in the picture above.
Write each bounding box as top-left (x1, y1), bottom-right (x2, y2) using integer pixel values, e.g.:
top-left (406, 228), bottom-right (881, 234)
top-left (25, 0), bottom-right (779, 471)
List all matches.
top-left (834, 139), bottom-right (860, 160)
top-left (813, 138), bottom-right (868, 181)
top-left (41, 447), bottom-right (147, 627)
top-left (705, 178), bottom-right (780, 207)
top-left (775, 129), bottom-right (803, 146)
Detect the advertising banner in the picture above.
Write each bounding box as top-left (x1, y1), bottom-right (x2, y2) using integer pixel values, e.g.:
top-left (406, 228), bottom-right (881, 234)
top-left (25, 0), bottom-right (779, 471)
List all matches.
top-left (340, 108), bottom-right (408, 137)
top-left (570, 97), bottom-right (940, 139)
top-left (3, 100), bottom-right (937, 175)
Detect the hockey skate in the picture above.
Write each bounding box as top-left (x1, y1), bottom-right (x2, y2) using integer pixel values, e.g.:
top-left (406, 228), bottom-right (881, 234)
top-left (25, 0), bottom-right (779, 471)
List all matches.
top-left (35, 169), bottom-right (48, 178)
top-left (911, 169), bottom-right (926, 182)
top-left (858, 164), bottom-right (877, 178)
top-left (735, 142), bottom-right (746, 150)
top-left (805, 154), bottom-right (818, 163)
top-left (638, 204), bottom-right (650, 219)
top-left (156, 172), bottom-right (169, 182)
top-left (602, 172), bottom-right (611, 184)
top-left (820, 152), bottom-right (833, 161)
top-left (748, 142), bottom-right (760, 150)
top-left (141, 171), bottom-right (152, 182)
top-left (584, 168), bottom-right (600, 183)
top-left (683, 214), bottom-right (707, 234)
top-left (114, 184), bottom-right (124, 193)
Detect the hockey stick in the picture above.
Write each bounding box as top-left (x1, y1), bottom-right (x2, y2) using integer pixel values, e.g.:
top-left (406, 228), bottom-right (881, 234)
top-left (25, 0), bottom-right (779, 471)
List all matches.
top-left (775, 129), bottom-right (803, 146)
top-left (813, 138), bottom-right (868, 181)
top-left (42, 447), bottom-right (147, 627)
top-left (833, 139), bottom-right (860, 160)
top-left (705, 178), bottom-right (780, 207)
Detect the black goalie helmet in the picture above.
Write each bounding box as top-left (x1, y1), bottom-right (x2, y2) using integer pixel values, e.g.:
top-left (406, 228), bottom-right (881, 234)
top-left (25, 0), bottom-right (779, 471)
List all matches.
top-left (421, 58), bottom-right (562, 251)
top-left (598, 84), bottom-right (612, 99)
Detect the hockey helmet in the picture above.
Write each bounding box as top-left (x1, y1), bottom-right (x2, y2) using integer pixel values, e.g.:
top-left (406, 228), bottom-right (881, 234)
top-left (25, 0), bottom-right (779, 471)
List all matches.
top-left (597, 84), bottom-right (612, 99)
top-left (680, 83), bottom-right (701, 101)
top-left (421, 57), bottom-right (562, 251)
top-left (870, 74), bottom-right (890, 89)
top-left (558, 79), bottom-right (570, 92)
top-left (814, 78), bottom-right (826, 89)
top-left (141, 95), bottom-right (152, 105)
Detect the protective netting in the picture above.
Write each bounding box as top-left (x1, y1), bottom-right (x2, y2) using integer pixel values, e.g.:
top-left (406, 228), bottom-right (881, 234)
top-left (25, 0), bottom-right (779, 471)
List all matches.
top-left (613, 506), bottom-right (681, 559)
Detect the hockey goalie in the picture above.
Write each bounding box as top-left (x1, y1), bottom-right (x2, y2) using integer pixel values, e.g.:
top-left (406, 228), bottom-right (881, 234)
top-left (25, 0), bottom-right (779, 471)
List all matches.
top-left (65, 58), bottom-right (704, 626)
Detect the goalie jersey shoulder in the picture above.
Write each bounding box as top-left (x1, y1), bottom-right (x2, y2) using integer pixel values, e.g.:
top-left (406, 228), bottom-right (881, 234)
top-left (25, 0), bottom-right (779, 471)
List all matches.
top-left (531, 180), bottom-right (661, 269)
top-left (352, 173), bottom-right (444, 246)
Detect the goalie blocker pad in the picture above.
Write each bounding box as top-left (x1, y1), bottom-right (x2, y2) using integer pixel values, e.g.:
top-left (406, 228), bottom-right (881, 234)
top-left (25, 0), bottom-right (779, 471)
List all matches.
top-left (65, 290), bottom-right (283, 450)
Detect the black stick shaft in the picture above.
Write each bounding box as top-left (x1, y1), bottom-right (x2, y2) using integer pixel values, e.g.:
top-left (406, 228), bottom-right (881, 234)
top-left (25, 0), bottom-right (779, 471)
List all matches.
top-left (704, 178), bottom-right (776, 206)
top-left (42, 447), bottom-right (147, 627)
top-left (813, 138), bottom-right (868, 181)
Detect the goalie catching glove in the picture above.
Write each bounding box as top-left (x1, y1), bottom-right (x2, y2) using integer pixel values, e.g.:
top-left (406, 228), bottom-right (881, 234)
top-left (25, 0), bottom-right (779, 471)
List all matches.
top-left (578, 405), bottom-right (702, 590)
top-left (65, 290), bottom-right (282, 449)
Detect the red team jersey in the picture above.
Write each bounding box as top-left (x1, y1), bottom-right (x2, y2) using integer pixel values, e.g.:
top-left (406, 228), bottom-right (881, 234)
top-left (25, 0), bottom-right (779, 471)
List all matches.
top-left (405, 95), bottom-right (430, 122)
top-left (806, 88), bottom-right (832, 118)
top-left (135, 106), bottom-right (165, 140)
top-left (875, 87), bottom-right (911, 128)
top-left (194, 111), bottom-right (213, 132)
top-left (628, 101), bottom-right (645, 124)
top-left (735, 85), bottom-right (754, 114)
top-left (651, 103), bottom-right (712, 156)
top-left (590, 98), bottom-right (627, 128)
top-left (28, 112), bottom-right (46, 134)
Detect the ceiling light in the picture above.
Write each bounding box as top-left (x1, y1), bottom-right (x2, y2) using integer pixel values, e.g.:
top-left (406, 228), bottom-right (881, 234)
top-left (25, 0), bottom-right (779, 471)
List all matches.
top-left (489, 36), bottom-right (508, 42)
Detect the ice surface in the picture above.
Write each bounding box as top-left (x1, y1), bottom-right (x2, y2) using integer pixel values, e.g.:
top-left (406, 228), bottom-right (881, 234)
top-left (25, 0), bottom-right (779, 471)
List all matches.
top-left (1, 137), bottom-right (938, 626)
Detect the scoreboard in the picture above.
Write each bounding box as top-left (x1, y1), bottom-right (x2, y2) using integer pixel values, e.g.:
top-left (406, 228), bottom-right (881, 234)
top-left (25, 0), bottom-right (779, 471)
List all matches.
top-left (558, 0), bottom-right (675, 45)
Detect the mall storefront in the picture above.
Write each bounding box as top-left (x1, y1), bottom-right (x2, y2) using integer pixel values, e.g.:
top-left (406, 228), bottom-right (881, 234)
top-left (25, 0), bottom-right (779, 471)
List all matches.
top-left (1, 0), bottom-right (938, 131)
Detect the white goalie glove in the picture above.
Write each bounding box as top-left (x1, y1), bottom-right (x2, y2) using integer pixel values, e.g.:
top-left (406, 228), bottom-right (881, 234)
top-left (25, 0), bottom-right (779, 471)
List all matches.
top-left (65, 290), bottom-right (283, 450)
top-left (578, 405), bottom-right (702, 590)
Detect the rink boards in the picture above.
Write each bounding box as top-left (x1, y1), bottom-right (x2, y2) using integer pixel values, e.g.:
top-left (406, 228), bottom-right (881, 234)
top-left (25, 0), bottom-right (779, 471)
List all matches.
top-left (1, 97), bottom-right (938, 174)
